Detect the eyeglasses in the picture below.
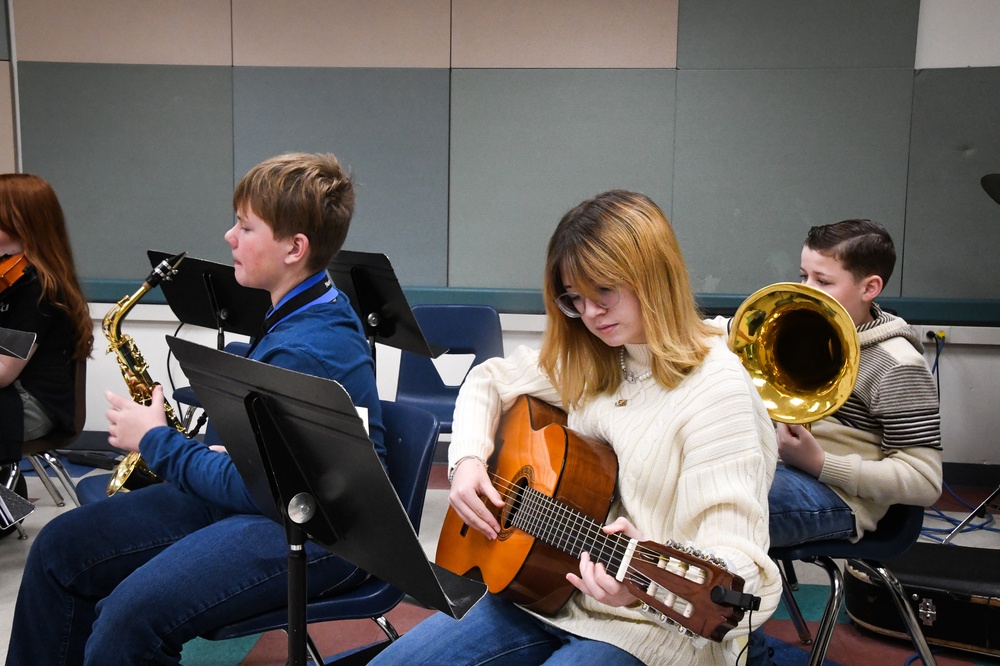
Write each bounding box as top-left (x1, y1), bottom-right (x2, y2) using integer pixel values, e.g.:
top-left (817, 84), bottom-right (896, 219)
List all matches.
top-left (555, 285), bottom-right (621, 318)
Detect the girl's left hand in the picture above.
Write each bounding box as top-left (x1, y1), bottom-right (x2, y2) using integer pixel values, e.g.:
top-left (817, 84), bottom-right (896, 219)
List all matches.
top-left (566, 517), bottom-right (642, 607)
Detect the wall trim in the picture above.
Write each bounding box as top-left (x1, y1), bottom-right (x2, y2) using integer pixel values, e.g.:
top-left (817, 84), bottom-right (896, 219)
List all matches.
top-left (85, 279), bottom-right (1000, 325)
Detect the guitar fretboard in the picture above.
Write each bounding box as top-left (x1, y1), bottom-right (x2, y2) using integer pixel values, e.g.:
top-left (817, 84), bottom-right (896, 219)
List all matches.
top-left (509, 484), bottom-right (628, 573)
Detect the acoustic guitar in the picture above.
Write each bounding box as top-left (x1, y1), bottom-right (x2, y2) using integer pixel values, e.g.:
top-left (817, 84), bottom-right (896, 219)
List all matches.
top-left (435, 394), bottom-right (758, 643)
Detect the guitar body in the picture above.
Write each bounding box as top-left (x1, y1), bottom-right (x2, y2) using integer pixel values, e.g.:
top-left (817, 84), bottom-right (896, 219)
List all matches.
top-left (436, 394), bottom-right (618, 614)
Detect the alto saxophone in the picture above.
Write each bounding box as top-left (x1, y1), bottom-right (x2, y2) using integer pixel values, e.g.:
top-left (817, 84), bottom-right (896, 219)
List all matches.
top-left (103, 252), bottom-right (189, 495)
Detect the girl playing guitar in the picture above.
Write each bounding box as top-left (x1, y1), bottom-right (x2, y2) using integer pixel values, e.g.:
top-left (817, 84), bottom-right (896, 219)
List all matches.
top-left (370, 190), bottom-right (782, 665)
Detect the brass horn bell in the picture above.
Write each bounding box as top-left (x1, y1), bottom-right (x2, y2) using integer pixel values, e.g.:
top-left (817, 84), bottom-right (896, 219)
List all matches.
top-left (728, 282), bottom-right (859, 425)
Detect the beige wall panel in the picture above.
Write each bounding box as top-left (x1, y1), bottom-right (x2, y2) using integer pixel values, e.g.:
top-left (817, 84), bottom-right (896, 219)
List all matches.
top-left (452, 0), bottom-right (678, 68)
top-left (0, 66), bottom-right (15, 173)
top-left (915, 0), bottom-right (1000, 68)
top-left (233, 0), bottom-right (450, 67)
top-left (11, 0), bottom-right (232, 65)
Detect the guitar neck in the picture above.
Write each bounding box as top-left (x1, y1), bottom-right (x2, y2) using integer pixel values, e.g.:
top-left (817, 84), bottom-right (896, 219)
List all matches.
top-left (511, 484), bottom-right (627, 569)
top-left (504, 479), bottom-right (754, 643)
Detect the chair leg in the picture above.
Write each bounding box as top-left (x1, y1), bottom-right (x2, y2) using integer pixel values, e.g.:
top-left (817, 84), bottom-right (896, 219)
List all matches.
top-left (852, 559), bottom-right (938, 666)
top-left (306, 631), bottom-right (323, 665)
top-left (781, 558), bottom-right (800, 590)
top-left (26, 455), bottom-right (65, 507)
top-left (777, 560), bottom-right (813, 644)
top-left (803, 556), bottom-right (845, 666)
top-left (372, 614), bottom-right (399, 642)
top-left (39, 452), bottom-right (80, 506)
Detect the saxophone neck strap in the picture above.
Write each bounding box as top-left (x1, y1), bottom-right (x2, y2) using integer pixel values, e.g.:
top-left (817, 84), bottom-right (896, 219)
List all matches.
top-left (249, 272), bottom-right (335, 355)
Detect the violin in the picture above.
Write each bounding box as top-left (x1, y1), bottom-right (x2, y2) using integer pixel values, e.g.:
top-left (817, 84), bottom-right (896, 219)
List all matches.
top-left (0, 253), bottom-right (29, 293)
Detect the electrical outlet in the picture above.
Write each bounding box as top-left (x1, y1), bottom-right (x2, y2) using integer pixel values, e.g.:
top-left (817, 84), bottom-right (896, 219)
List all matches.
top-left (919, 325), bottom-right (952, 343)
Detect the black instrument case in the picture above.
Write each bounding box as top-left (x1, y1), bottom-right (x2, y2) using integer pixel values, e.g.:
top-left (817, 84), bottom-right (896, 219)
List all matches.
top-left (844, 542), bottom-right (1000, 657)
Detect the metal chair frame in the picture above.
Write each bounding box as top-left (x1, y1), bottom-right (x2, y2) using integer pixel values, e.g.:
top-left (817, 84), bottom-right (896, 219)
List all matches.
top-left (771, 504), bottom-right (936, 666)
top-left (20, 358), bottom-right (87, 508)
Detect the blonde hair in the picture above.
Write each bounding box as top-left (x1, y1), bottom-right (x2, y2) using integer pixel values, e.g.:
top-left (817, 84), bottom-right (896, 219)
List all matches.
top-left (539, 190), bottom-right (718, 408)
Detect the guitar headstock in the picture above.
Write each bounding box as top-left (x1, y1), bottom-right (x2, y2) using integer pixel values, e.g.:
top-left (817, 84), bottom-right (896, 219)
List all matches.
top-left (618, 539), bottom-right (758, 642)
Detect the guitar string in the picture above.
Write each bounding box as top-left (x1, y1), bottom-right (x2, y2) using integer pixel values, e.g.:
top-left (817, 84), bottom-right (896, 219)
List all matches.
top-left (486, 474), bottom-right (712, 623)
top-left (486, 473), bottom-right (715, 596)
top-left (478, 473), bottom-right (751, 637)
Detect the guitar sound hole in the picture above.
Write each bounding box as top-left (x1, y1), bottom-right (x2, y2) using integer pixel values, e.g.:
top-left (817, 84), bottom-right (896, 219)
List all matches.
top-left (502, 478), bottom-right (529, 531)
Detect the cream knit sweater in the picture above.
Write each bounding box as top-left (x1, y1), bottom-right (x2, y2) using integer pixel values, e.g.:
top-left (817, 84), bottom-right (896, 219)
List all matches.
top-left (447, 336), bottom-right (782, 665)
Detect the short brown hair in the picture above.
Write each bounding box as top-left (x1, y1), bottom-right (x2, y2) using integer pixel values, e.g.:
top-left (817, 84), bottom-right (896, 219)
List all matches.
top-left (233, 153), bottom-right (355, 272)
top-left (805, 218), bottom-right (895, 284)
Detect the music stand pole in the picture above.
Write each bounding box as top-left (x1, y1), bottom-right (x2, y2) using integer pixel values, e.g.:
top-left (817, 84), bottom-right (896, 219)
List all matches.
top-left (328, 251), bottom-right (447, 361)
top-left (202, 272), bottom-right (227, 350)
top-left (148, 250), bottom-right (270, 350)
top-left (285, 505), bottom-right (312, 666)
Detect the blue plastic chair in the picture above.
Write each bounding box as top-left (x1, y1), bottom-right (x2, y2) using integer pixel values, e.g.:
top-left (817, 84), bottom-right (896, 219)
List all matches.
top-left (200, 400), bottom-right (440, 663)
top-left (394, 304), bottom-right (503, 434)
top-left (771, 504), bottom-right (936, 666)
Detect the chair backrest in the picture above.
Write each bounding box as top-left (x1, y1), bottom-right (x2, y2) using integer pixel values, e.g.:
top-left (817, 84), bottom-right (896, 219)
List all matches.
top-left (70, 358), bottom-right (87, 436)
top-left (846, 503), bottom-right (925, 560)
top-left (395, 304), bottom-right (503, 423)
top-left (379, 399), bottom-right (440, 530)
top-left (23, 358), bottom-right (87, 453)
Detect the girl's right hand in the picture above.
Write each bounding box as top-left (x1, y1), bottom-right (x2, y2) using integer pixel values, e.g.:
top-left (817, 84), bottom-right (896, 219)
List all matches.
top-left (448, 458), bottom-right (504, 540)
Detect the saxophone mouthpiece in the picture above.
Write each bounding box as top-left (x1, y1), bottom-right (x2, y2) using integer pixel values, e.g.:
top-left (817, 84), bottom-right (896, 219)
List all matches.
top-left (145, 252), bottom-right (187, 288)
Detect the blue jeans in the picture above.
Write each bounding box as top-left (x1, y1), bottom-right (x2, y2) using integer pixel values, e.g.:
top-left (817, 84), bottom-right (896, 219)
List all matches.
top-left (368, 593), bottom-right (644, 666)
top-left (768, 464), bottom-right (855, 547)
top-left (746, 464), bottom-right (856, 665)
top-left (5, 483), bottom-right (366, 665)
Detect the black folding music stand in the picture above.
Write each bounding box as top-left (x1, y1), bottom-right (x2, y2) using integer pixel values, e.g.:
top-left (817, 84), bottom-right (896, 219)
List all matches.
top-left (147, 250), bottom-right (271, 350)
top-left (328, 250), bottom-right (446, 360)
top-left (0, 326), bottom-right (35, 359)
top-left (0, 484), bottom-right (33, 537)
top-left (167, 336), bottom-right (486, 666)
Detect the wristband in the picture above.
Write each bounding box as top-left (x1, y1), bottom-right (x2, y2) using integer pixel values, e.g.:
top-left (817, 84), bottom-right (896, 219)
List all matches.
top-left (448, 455), bottom-right (486, 484)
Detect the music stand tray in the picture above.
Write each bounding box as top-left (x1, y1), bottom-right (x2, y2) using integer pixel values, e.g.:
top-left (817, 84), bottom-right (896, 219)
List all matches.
top-left (0, 485), bottom-right (33, 530)
top-left (0, 327), bottom-right (36, 360)
top-left (167, 336), bottom-right (485, 660)
top-left (329, 250), bottom-right (445, 358)
top-left (148, 250), bottom-right (271, 347)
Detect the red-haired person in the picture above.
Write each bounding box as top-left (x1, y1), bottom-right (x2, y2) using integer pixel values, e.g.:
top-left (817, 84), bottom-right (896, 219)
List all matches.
top-left (0, 174), bottom-right (93, 517)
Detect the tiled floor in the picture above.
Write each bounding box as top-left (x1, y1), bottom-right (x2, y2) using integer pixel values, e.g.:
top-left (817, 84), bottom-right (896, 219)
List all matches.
top-left (3, 464), bottom-right (999, 665)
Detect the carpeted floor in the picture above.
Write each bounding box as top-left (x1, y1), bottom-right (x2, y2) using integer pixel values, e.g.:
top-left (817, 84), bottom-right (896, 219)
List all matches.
top-left (5, 456), bottom-right (1000, 665)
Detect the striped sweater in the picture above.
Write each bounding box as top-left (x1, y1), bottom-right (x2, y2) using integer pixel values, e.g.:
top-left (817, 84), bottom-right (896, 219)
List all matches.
top-left (447, 337), bottom-right (782, 665)
top-left (814, 304), bottom-right (943, 538)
